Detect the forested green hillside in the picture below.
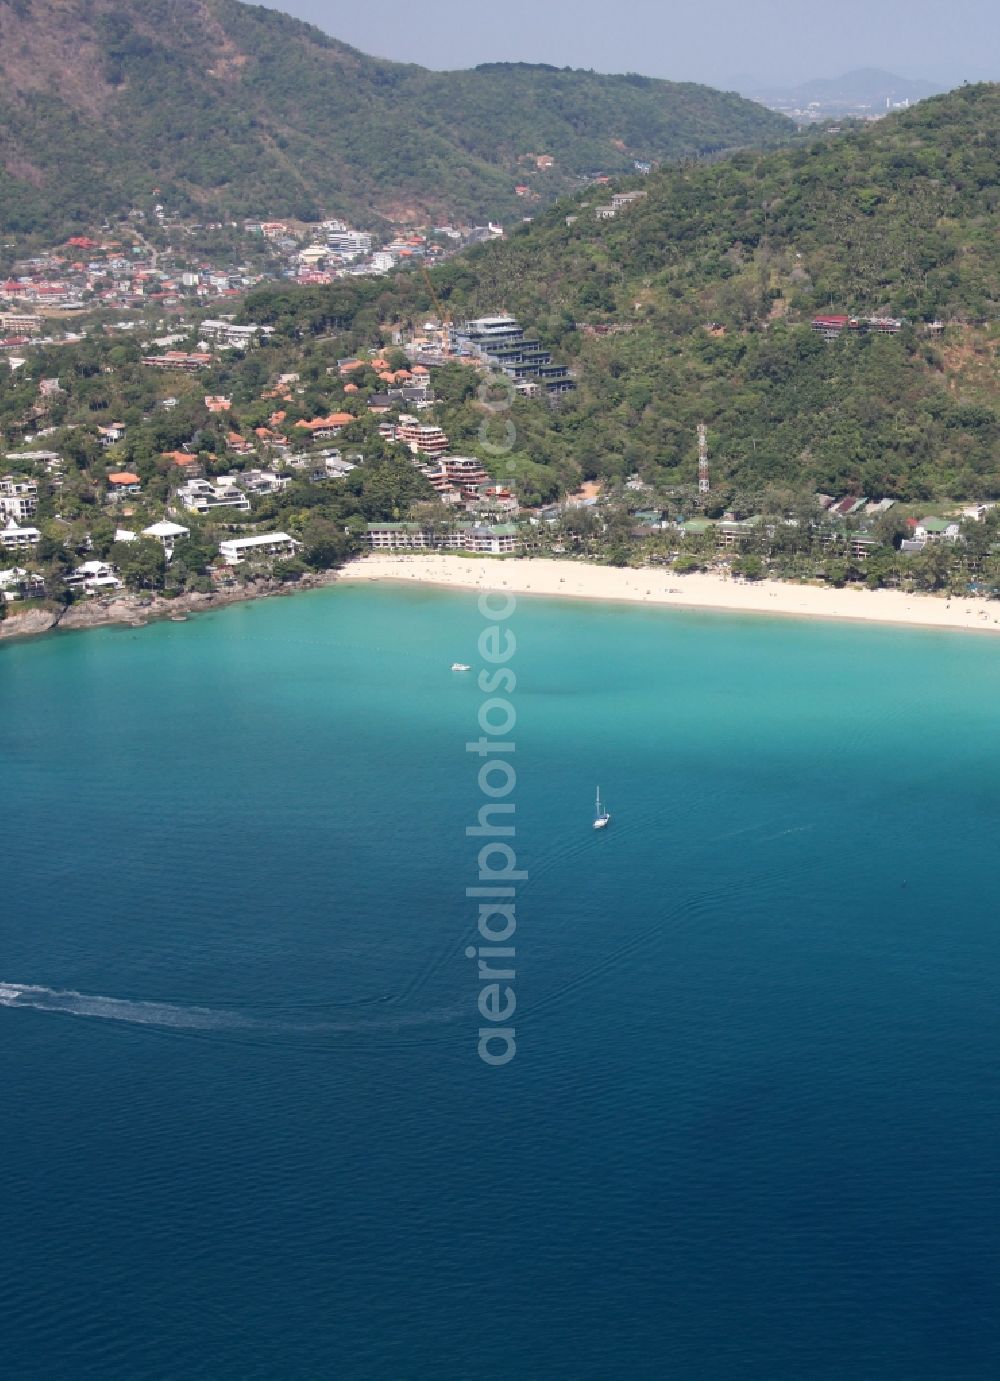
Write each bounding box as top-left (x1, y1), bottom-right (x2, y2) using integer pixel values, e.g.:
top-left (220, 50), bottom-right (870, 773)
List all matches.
top-left (438, 81), bottom-right (1000, 324)
top-left (0, 0), bottom-right (791, 239)
top-left (244, 85), bottom-right (1000, 505)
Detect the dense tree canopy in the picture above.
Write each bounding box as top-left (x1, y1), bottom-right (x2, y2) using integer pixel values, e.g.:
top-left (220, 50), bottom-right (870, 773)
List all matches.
top-left (238, 84), bottom-right (1000, 506)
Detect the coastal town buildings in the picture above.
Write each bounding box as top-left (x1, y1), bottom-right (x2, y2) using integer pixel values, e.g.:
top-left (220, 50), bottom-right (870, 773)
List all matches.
top-left (2, 207), bottom-right (983, 622)
top-left (0, 209), bottom-right (502, 366)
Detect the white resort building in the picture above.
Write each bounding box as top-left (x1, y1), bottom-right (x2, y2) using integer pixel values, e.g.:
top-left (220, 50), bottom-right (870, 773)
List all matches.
top-left (218, 533), bottom-right (301, 565)
top-left (365, 522), bottom-right (518, 554)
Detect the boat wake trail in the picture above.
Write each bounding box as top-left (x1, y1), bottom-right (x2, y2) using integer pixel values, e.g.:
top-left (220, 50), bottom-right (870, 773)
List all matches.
top-left (0, 983), bottom-right (256, 1029)
top-left (0, 982), bottom-right (465, 1037)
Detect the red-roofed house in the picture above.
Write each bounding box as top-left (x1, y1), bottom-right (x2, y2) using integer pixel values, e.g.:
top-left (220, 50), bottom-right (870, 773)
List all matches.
top-left (107, 472), bottom-right (141, 497)
top-left (294, 412), bottom-right (356, 439)
top-left (812, 315), bottom-right (854, 340)
top-left (254, 426), bottom-right (287, 445)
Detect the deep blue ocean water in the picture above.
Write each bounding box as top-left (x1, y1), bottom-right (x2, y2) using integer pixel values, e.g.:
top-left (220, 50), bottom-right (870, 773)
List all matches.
top-left (2, 584), bottom-right (1000, 1379)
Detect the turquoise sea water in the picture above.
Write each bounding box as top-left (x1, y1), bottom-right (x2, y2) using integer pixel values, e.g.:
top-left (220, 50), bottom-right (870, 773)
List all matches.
top-left (2, 584), bottom-right (1000, 1379)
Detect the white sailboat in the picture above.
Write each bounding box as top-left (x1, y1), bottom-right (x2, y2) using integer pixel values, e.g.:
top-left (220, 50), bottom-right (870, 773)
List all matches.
top-left (593, 786), bottom-right (611, 830)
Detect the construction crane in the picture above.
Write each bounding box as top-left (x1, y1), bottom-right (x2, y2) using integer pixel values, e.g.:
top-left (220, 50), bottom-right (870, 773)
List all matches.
top-left (698, 423), bottom-right (710, 495)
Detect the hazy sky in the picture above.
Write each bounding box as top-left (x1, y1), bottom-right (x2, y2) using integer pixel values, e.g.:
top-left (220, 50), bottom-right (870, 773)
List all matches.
top-left (260, 0), bottom-right (998, 88)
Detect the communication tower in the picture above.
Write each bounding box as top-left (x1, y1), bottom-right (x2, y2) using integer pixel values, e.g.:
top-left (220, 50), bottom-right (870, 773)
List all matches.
top-left (698, 423), bottom-right (710, 494)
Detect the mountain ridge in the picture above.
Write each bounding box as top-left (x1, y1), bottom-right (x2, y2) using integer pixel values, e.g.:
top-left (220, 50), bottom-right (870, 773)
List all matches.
top-left (0, 0), bottom-right (793, 240)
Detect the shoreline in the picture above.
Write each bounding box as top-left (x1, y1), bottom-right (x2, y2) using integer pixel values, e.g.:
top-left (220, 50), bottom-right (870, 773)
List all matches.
top-left (5, 555), bottom-right (1000, 647)
top-left (0, 571), bottom-right (341, 645)
top-left (341, 554), bottom-right (1000, 636)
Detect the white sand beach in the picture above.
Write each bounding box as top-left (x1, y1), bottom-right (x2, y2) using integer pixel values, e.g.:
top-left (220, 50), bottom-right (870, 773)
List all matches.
top-left (343, 554), bottom-right (1000, 634)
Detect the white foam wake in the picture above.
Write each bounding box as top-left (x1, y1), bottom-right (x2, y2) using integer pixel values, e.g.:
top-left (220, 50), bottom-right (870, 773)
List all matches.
top-left (0, 982), bottom-right (465, 1036)
top-left (0, 982), bottom-right (254, 1029)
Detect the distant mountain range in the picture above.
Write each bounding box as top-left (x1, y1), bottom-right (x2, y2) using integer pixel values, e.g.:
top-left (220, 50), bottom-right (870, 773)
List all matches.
top-left (0, 0), bottom-right (793, 243)
top-left (732, 68), bottom-right (951, 116)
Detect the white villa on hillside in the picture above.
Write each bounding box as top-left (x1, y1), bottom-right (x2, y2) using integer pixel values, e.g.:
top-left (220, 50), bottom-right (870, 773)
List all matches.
top-left (178, 478), bottom-right (251, 515)
top-left (65, 560), bottom-right (123, 594)
top-left (142, 521), bottom-right (190, 557)
top-left (0, 517), bottom-right (41, 551)
top-left (0, 566), bottom-right (45, 601)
